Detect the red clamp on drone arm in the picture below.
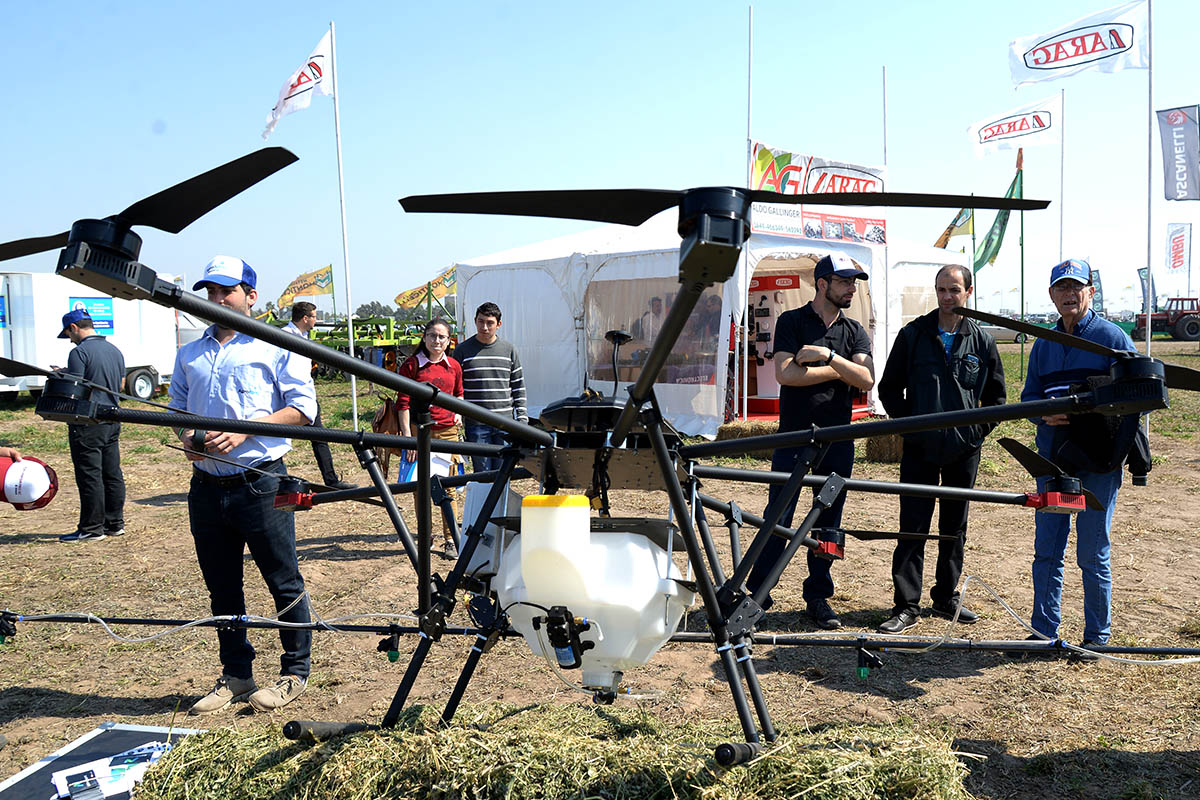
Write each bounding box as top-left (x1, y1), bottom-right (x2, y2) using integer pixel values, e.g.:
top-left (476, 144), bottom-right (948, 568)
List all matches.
top-left (1024, 491), bottom-right (1087, 514)
top-left (814, 536), bottom-right (845, 560)
top-left (274, 490), bottom-right (314, 512)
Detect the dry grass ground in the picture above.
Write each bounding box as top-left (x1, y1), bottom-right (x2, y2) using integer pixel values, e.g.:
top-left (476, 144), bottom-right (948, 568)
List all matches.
top-left (1, 342), bottom-right (1198, 798)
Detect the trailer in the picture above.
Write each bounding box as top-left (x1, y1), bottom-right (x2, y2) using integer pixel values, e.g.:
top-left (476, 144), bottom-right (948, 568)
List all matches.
top-left (0, 272), bottom-right (204, 401)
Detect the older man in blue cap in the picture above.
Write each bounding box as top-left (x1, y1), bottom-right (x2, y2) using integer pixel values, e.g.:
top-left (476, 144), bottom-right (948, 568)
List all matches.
top-left (58, 308), bottom-right (126, 542)
top-left (170, 255), bottom-right (319, 713)
top-left (1020, 258), bottom-right (1147, 660)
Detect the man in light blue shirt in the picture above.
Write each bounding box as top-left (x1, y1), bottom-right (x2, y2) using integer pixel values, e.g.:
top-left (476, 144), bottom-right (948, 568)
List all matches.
top-left (170, 255), bottom-right (318, 715)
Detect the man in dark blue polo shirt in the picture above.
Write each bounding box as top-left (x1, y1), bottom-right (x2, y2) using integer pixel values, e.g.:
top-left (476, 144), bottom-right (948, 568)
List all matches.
top-left (57, 309), bottom-right (126, 543)
top-left (747, 253), bottom-right (875, 629)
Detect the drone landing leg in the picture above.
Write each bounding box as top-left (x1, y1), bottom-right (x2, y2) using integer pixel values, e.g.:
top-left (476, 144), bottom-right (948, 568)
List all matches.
top-left (353, 444), bottom-right (420, 571)
top-left (690, 484), bottom-right (729, 583)
top-left (726, 501), bottom-right (745, 570)
top-left (441, 627), bottom-right (501, 725)
top-left (721, 443), bottom-right (825, 603)
top-left (414, 402), bottom-right (434, 614)
top-left (643, 411), bottom-right (760, 744)
top-left (381, 454), bottom-right (520, 729)
top-left (691, 498), bottom-right (778, 742)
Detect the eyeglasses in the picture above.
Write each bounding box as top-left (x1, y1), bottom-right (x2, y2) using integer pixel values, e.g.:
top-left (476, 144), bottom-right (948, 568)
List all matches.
top-left (425, 332), bottom-right (449, 341)
top-left (1052, 282), bottom-right (1090, 294)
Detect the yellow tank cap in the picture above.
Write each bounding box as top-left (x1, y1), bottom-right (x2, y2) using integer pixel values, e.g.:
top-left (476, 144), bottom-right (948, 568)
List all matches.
top-left (522, 495), bottom-right (590, 508)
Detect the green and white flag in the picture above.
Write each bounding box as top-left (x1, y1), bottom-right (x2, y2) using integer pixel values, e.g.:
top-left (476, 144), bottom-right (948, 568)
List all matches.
top-left (974, 150), bottom-right (1023, 272)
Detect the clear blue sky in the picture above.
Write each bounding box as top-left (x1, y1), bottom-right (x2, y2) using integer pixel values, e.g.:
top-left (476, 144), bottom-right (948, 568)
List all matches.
top-left (5, 0), bottom-right (1197, 315)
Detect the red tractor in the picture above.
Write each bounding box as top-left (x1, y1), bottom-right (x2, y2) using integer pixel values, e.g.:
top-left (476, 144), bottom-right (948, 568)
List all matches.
top-left (1132, 297), bottom-right (1200, 341)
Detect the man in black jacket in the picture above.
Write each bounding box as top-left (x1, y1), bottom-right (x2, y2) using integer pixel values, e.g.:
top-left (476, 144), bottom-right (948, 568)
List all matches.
top-left (877, 265), bottom-right (1005, 633)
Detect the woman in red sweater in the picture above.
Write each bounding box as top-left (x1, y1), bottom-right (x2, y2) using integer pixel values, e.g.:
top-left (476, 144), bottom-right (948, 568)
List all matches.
top-left (395, 317), bottom-right (464, 555)
top-left (396, 317), bottom-right (463, 458)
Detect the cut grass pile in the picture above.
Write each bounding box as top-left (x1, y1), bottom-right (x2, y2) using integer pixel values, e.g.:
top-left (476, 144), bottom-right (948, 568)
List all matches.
top-left (137, 703), bottom-right (973, 800)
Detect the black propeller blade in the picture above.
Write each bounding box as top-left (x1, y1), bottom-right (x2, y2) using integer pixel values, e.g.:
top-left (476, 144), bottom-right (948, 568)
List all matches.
top-left (400, 187), bottom-right (1048, 228)
top-left (956, 306), bottom-right (1200, 392)
top-left (0, 357), bottom-right (183, 412)
top-left (0, 233), bottom-right (72, 263)
top-left (0, 357), bottom-right (57, 379)
top-left (0, 148), bottom-right (298, 262)
top-left (998, 437), bottom-right (1104, 510)
top-left (117, 148), bottom-right (298, 234)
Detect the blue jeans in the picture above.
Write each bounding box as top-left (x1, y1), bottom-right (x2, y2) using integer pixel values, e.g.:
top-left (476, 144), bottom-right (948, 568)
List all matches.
top-left (747, 440), bottom-right (854, 604)
top-left (1030, 467), bottom-right (1122, 644)
top-left (188, 461), bottom-right (311, 680)
top-left (464, 421), bottom-right (507, 472)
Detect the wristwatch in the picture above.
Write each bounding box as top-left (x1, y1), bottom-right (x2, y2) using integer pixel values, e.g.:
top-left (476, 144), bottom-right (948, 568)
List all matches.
top-left (823, 351), bottom-right (835, 366)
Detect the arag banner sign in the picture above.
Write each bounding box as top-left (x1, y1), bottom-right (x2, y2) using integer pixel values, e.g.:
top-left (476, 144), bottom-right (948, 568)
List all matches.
top-left (750, 142), bottom-right (887, 244)
top-left (1166, 223), bottom-right (1191, 275)
top-left (1156, 107), bottom-right (1200, 201)
top-left (969, 94), bottom-right (1062, 157)
top-left (1009, 1), bottom-right (1148, 86)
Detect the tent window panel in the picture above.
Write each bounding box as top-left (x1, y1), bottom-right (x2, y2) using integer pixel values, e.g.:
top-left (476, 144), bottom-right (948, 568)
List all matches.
top-left (584, 279), bottom-right (722, 387)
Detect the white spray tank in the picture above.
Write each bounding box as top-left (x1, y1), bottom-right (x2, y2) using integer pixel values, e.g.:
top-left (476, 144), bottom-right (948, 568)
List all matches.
top-left (494, 495), bottom-right (696, 697)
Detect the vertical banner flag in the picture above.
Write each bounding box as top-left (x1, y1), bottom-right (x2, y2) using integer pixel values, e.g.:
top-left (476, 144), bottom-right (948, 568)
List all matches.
top-left (1009, 0), bottom-right (1148, 86)
top-left (974, 150), bottom-right (1024, 272)
top-left (968, 94), bottom-right (1063, 157)
top-left (1090, 269), bottom-right (1105, 314)
top-left (278, 265), bottom-right (335, 307)
top-left (1166, 223), bottom-right (1191, 273)
top-left (934, 208), bottom-right (973, 248)
top-left (263, 31), bottom-right (333, 138)
top-left (1156, 107), bottom-right (1200, 200)
top-left (1138, 267), bottom-right (1157, 313)
top-left (395, 266), bottom-right (457, 309)
top-left (749, 142), bottom-right (888, 243)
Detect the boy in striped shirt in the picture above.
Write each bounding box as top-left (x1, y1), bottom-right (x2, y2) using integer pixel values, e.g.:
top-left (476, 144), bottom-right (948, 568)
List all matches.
top-left (454, 302), bottom-right (528, 471)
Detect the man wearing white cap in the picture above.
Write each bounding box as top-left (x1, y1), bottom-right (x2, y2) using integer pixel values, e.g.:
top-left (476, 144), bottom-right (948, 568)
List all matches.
top-left (170, 255), bottom-right (318, 713)
top-left (746, 253), bottom-right (875, 630)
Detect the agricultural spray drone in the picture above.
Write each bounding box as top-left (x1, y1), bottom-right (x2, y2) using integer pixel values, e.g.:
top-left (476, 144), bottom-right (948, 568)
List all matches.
top-left (2, 149), bottom-right (1197, 766)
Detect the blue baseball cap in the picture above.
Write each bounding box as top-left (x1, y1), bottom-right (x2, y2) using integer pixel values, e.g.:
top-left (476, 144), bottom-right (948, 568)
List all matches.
top-left (58, 309), bottom-right (92, 338)
top-left (1049, 258), bottom-right (1091, 287)
top-left (193, 255), bottom-right (257, 291)
top-left (813, 253), bottom-right (868, 281)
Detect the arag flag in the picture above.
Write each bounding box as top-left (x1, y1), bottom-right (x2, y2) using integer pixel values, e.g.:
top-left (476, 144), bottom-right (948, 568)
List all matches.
top-left (1156, 107), bottom-right (1200, 201)
top-left (1009, 1), bottom-right (1148, 87)
top-left (1166, 223), bottom-right (1191, 274)
top-left (278, 264), bottom-right (334, 307)
top-left (968, 94), bottom-right (1062, 157)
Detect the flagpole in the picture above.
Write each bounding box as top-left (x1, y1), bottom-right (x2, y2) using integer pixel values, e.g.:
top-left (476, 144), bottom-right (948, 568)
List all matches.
top-left (329, 20), bottom-right (359, 430)
top-left (971, 196), bottom-right (977, 310)
top-left (329, 266), bottom-right (337, 326)
top-left (1143, 0), bottom-right (1153, 440)
top-left (1059, 87), bottom-right (1065, 262)
top-left (741, 3), bottom-right (753, 421)
top-left (881, 64), bottom-right (890, 381)
top-left (1144, 0), bottom-right (1154, 360)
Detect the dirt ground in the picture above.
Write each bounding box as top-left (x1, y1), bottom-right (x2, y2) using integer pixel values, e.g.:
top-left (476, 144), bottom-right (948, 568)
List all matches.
top-left (1, 347), bottom-right (1198, 799)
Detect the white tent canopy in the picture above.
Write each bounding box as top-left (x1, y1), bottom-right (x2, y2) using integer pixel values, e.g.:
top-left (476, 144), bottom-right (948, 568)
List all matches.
top-left (453, 214), bottom-right (968, 437)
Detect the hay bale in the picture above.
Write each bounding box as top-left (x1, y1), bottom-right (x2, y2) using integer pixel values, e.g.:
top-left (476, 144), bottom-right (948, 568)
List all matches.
top-left (137, 703), bottom-right (972, 800)
top-left (716, 420), bottom-right (779, 461)
top-left (864, 433), bottom-right (904, 463)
